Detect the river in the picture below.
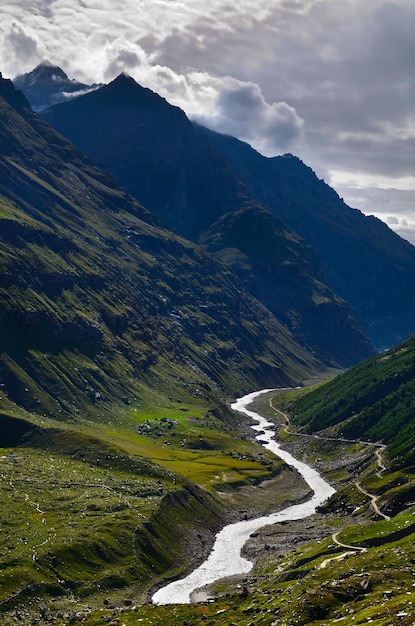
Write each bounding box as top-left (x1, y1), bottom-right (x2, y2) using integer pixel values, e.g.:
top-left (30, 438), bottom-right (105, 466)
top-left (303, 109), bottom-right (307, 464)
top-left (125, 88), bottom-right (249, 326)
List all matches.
top-left (152, 388), bottom-right (335, 605)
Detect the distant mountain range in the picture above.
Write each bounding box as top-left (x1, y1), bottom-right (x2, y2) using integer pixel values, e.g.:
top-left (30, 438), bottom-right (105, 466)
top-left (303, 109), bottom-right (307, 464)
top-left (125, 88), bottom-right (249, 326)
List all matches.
top-left (26, 64), bottom-right (415, 354)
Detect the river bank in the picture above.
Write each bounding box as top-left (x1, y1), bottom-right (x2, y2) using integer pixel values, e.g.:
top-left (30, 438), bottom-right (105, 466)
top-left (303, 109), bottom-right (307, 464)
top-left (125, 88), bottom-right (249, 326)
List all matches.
top-left (152, 389), bottom-right (336, 605)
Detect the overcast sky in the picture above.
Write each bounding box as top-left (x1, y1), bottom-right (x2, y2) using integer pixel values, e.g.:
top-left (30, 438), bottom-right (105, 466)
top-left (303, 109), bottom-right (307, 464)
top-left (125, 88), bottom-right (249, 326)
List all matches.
top-left (1, 0), bottom-right (414, 243)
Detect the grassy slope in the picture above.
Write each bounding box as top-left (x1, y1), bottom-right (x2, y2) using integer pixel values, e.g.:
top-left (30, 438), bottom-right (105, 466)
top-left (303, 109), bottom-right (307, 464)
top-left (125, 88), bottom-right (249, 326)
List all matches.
top-left (4, 339), bottom-right (415, 623)
top-left (0, 378), bottom-right (298, 619)
top-left (289, 335), bottom-right (415, 467)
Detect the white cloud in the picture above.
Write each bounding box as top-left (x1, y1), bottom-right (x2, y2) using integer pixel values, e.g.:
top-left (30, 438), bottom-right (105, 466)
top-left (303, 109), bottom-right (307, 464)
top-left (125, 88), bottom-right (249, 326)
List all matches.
top-left (3, 21), bottom-right (44, 67)
top-left (330, 178), bottom-right (415, 246)
top-left (329, 171), bottom-right (415, 193)
top-left (376, 213), bottom-right (415, 245)
top-left (0, 0), bottom-right (414, 241)
top-left (386, 216), bottom-right (399, 225)
top-left (193, 78), bottom-right (304, 155)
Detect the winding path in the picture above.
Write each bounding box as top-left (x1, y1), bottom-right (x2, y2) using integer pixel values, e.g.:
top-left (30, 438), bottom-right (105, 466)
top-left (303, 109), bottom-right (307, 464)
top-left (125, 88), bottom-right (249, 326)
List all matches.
top-left (319, 531), bottom-right (367, 569)
top-left (356, 482), bottom-right (391, 521)
top-left (152, 389), bottom-right (335, 605)
top-left (268, 395), bottom-right (391, 568)
top-left (269, 396), bottom-right (390, 520)
top-left (318, 481), bottom-right (389, 569)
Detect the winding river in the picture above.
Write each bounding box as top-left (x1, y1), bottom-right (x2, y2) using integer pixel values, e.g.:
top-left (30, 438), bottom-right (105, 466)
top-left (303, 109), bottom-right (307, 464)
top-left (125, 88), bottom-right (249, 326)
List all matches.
top-left (152, 389), bottom-right (335, 605)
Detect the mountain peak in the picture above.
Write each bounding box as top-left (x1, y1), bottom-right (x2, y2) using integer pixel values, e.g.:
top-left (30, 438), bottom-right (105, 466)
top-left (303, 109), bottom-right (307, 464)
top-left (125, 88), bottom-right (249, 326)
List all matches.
top-left (107, 73), bottom-right (162, 100)
top-left (106, 72), bottom-right (147, 94)
top-left (113, 71), bottom-right (135, 82)
top-left (102, 72), bottom-right (187, 119)
top-left (13, 63), bottom-right (96, 111)
top-left (23, 61), bottom-right (69, 83)
top-left (37, 59), bottom-right (55, 67)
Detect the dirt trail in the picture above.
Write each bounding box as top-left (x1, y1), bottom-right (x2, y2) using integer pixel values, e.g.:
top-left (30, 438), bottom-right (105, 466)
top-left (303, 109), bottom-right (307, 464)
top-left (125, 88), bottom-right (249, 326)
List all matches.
top-left (268, 396), bottom-right (392, 568)
top-left (355, 481), bottom-right (391, 521)
top-left (374, 446), bottom-right (387, 477)
top-left (319, 531), bottom-right (367, 569)
top-left (269, 397), bottom-right (387, 471)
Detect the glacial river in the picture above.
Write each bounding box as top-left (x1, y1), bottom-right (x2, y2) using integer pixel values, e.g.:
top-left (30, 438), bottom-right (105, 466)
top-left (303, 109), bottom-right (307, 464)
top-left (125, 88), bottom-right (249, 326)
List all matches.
top-left (152, 389), bottom-right (335, 605)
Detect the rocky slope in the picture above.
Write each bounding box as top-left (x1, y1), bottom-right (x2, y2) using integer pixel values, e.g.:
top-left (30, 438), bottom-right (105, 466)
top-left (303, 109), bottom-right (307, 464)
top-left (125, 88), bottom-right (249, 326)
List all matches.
top-left (201, 127), bottom-right (415, 350)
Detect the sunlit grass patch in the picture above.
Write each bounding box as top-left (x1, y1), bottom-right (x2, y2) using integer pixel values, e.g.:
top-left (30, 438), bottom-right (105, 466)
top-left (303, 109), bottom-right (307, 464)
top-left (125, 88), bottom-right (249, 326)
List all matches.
top-left (90, 425), bottom-right (280, 491)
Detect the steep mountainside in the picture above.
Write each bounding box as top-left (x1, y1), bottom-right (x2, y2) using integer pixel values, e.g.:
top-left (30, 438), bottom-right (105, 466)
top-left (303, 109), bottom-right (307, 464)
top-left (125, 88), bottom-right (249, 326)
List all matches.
top-left (290, 335), bottom-right (415, 468)
top-left (201, 205), bottom-right (372, 367)
top-left (0, 72), bottom-right (320, 420)
top-left (39, 70), bottom-right (415, 351)
top-left (41, 73), bottom-right (251, 241)
top-left (39, 72), bottom-right (373, 368)
top-left (199, 127), bottom-right (415, 350)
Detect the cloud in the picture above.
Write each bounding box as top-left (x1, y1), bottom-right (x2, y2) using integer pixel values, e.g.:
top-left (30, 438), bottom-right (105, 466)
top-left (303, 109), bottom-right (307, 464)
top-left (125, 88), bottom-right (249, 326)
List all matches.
top-left (145, 0), bottom-right (415, 182)
top-left (275, 2), bottom-right (415, 178)
top-left (95, 38), bottom-right (146, 81)
top-left (384, 215), bottom-right (415, 245)
top-left (386, 216), bottom-right (399, 225)
top-left (4, 21), bottom-right (43, 67)
top-left (0, 0), bottom-right (414, 242)
top-left (331, 182), bottom-right (415, 245)
top-left (193, 78), bottom-right (304, 155)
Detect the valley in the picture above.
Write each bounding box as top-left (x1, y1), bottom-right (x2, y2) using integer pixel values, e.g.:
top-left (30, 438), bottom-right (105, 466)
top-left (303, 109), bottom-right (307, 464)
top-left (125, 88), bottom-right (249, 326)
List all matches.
top-left (2, 379), bottom-right (415, 625)
top-left (2, 65), bottom-right (415, 626)
top-left (152, 389), bottom-right (335, 606)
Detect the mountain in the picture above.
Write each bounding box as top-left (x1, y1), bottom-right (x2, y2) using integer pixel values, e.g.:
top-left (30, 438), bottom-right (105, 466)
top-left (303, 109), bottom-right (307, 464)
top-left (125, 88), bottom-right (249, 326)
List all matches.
top-left (38, 70), bottom-right (415, 352)
top-left (198, 127), bottom-right (415, 351)
top-left (38, 72), bottom-right (373, 368)
top-left (200, 205), bottom-right (372, 367)
top-left (3, 68), bottom-right (415, 626)
top-left (42, 73), bottom-right (250, 241)
top-left (13, 61), bottom-right (99, 111)
top-left (0, 71), bottom-right (323, 420)
top-left (0, 72), bottom-right (325, 622)
top-left (4, 70), bottom-right (415, 626)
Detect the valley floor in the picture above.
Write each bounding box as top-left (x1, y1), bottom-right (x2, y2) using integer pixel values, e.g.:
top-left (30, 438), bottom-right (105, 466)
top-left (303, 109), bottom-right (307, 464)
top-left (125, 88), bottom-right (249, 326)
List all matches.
top-left (2, 388), bottom-right (415, 625)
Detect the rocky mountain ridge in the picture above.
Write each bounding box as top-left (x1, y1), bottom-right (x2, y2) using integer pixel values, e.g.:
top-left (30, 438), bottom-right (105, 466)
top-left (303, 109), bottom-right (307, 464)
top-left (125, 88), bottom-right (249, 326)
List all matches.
top-left (13, 60), bottom-right (100, 111)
